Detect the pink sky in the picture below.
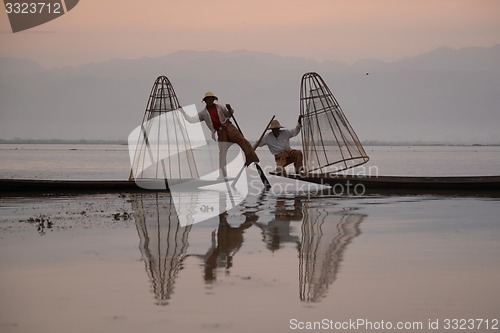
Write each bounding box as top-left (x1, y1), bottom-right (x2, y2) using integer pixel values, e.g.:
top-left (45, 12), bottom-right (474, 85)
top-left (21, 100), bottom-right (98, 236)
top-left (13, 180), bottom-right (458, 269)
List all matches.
top-left (1, 0), bottom-right (499, 68)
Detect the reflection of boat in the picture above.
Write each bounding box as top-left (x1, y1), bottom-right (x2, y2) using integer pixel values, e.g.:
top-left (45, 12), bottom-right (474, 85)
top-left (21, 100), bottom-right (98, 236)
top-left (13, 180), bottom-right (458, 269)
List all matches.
top-left (299, 204), bottom-right (365, 302)
top-left (131, 193), bottom-right (191, 306)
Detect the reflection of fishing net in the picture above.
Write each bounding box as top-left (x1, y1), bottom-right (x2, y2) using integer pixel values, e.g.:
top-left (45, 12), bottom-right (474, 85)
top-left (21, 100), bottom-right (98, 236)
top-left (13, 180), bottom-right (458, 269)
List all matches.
top-left (300, 72), bottom-right (369, 174)
top-left (129, 76), bottom-right (199, 181)
top-left (299, 205), bottom-right (365, 303)
top-left (132, 193), bottom-right (191, 306)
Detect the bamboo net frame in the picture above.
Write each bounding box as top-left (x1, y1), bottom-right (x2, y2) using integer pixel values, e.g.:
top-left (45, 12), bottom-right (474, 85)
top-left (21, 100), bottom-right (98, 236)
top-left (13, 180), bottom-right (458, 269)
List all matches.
top-left (129, 76), bottom-right (199, 181)
top-left (300, 72), bottom-right (369, 174)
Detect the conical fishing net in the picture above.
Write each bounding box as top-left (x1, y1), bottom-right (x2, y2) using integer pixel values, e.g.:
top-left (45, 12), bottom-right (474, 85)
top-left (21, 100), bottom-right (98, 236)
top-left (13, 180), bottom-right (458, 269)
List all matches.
top-left (300, 72), bottom-right (369, 174)
top-left (129, 76), bottom-right (199, 182)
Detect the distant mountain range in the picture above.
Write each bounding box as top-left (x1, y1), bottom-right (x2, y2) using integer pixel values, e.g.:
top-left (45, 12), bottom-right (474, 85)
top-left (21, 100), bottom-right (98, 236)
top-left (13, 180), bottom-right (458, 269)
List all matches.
top-left (1, 45), bottom-right (499, 144)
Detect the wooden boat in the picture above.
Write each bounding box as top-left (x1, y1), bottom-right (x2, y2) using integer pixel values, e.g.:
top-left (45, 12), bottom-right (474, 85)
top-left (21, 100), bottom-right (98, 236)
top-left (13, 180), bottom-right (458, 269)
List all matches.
top-left (0, 178), bottom-right (240, 194)
top-left (1, 175), bottom-right (499, 194)
top-left (286, 73), bottom-right (500, 194)
top-left (270, 173), bottom-right (500, 193)
top-left (0, 179), bottom-right (143, 193)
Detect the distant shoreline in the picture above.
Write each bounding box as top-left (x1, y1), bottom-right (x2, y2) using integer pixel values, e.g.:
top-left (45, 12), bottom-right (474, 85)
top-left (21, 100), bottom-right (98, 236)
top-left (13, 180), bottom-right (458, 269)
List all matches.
top-left (0, 139), bottom-right (128, 145)
top-left (1, 138), bottom-right (499, 147)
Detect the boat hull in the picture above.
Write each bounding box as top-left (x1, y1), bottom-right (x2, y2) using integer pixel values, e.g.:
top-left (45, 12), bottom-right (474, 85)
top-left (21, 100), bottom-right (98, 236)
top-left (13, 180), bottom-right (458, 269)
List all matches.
top-left (271, 173), bottom-right (500, 193)
top-left (1, 175), bottom-right (499, 194)
top-left (0, 179), bottom-right (144, 194)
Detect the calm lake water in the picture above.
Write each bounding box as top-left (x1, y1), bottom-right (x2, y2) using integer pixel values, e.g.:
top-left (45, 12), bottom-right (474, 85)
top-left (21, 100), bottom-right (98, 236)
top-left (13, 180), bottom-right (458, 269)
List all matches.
top-left (1, 144), bottom-right (500, 179)
top-left (0, 144), bottom-right (499, 332)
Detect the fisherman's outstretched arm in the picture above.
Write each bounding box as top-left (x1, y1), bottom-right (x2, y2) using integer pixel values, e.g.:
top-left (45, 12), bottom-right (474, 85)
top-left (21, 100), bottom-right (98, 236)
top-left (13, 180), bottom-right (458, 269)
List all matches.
top-left (289, 115), bottom-right (303, 137)
top-left (179, 108), bottom-right (203, 123)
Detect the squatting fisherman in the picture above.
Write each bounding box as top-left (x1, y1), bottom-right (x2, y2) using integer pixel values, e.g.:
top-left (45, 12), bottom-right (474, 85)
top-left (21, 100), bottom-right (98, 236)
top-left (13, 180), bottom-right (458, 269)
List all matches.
top-left (258, 116), bottom-right (304, 175)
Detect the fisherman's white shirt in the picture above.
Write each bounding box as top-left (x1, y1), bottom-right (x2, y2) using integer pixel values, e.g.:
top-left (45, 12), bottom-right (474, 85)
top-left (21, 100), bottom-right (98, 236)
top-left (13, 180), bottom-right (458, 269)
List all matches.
top-left (259, 123), bottom-right (302, 156)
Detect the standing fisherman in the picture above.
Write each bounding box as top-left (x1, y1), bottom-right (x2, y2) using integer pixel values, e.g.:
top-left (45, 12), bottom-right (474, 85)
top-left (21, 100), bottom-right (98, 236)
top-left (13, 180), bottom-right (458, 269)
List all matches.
top-left (182, 91), bottom-right (259, 178)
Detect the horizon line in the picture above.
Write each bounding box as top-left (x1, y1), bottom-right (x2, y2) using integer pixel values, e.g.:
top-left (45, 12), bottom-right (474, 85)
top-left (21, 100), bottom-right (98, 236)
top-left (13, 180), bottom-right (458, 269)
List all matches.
top-left (1, 138), bottom-right (499, 147)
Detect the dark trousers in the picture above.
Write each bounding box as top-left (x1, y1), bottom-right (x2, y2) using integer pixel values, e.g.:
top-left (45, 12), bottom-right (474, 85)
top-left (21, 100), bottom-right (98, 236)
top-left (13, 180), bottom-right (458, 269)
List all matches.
top-left (274, 149), bottom-right (303, 174)
top-left (217, 122), bottom-right (259, 176)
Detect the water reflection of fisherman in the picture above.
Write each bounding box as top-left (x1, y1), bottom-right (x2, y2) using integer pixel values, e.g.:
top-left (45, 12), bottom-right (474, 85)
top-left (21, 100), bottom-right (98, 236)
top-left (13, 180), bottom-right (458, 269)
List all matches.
top-left (254, 197), bottom-right (302, 252)
top-left (203, 211), bottom-right (257, 282)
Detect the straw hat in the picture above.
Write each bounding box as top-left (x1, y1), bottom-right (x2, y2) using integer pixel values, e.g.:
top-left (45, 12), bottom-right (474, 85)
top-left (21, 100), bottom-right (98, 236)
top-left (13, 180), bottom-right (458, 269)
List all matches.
top-left (202, 91), bottom-right (218, 102)
top-left (268, 119), bottom-right (284, 130)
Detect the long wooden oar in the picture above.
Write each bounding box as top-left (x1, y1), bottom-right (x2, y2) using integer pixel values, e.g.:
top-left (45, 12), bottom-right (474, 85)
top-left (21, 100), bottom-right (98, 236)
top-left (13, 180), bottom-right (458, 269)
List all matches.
top-left (230, 114), bottom-right (275, 189)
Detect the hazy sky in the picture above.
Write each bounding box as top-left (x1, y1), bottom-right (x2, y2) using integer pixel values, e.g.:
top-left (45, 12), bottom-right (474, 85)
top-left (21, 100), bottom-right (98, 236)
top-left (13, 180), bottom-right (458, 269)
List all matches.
top-left (1, 0), bottom-right (499, 67)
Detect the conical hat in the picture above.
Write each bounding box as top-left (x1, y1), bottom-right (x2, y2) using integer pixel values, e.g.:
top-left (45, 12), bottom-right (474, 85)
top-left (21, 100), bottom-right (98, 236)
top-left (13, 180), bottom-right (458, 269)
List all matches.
top-left (268, 119), bottom-right (284, 130)
top-left (202, 91), bottom-right (218, 102)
